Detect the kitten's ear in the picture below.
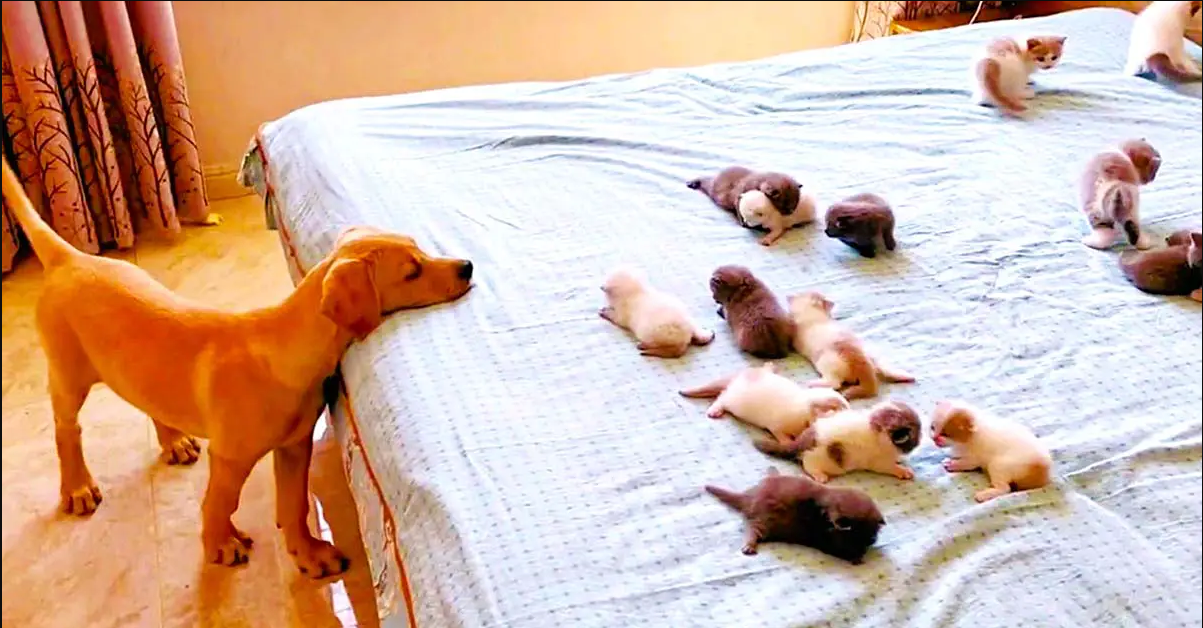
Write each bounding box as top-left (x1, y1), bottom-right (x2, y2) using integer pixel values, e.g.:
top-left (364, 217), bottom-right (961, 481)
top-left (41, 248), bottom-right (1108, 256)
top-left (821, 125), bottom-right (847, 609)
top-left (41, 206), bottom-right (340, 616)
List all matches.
top-left (1053, 36), bottom-right (1067, 46)
top-left (1026, 37), bottom-right (1043, 50)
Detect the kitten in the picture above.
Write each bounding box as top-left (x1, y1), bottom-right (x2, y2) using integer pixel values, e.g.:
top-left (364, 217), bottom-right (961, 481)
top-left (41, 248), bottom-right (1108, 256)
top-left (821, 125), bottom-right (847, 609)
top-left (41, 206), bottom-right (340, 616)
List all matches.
top-left (738, 189), bottom-right (818, 247)
top-left (709, 265), bottom-right (795, 359)
top-left (1078, 139), bottom-right (1161, 250)
top-left (931, 400), bottom-right (1053, 503)
top-left (1125, 1), bottom-right (1203, 82)
top-left (679, 362), bottom-right (850, 444)
top-left (756, 401), bottom-right (923, 484)
top-left (788, 291), bottom-right (915, 400)
top-left (688, 167), bottom-right (803, 225)
top-left (599, 266), bottom-right (715, 358)
top-left (1119, 230), bottom-right (1202, 301)
top-left (970, 35), bottom-right (1066, 116)
top-left (705, 466), bottom-right (885, 563)
top-left (823, 193), bottom-right (897, 259)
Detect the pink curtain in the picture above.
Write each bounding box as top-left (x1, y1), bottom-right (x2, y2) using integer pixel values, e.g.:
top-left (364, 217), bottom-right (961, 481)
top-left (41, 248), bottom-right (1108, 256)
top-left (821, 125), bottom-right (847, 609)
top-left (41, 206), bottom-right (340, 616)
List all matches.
top-left (1, 0), bottom-right (210, 274)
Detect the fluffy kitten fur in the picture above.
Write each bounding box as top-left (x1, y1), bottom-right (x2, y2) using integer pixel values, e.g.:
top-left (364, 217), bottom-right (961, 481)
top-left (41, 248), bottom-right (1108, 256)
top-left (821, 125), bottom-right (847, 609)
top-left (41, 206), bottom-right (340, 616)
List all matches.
top-left (705, 466), bottom-right (885, 563)
top-left (756, 401), bottom-right (923, 484)
top-left (679, 362), bottom-right (850, 444)
top-left (931, 400), bottom-right (1053, 503)
top-left (1124, 1), bottom-right (1203, 82)
top-left (710, 265), bottom-right (795, 359)
top-left (970, 35), bottom-right (1066, 116)
top-left (688, 166), bottom-right (803, 226)
top-left (1119, 230), bottom-right (1203, 301)
top-left (1078, 139), bottom-right (1161, 250)
top-left (823, 193), bottom-right (897, 258)
top-left (737, 189), bottom-right (818, 246)
top-left (788, 291), bottom-right (915, 400)
top-left (599, 266), bottom-right (715, 358)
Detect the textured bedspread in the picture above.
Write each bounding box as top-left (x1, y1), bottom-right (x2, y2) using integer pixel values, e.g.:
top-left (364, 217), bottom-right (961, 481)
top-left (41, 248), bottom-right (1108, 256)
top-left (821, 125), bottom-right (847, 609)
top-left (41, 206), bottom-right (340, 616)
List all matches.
top-left (242, 8), bottom-right (1202, 628)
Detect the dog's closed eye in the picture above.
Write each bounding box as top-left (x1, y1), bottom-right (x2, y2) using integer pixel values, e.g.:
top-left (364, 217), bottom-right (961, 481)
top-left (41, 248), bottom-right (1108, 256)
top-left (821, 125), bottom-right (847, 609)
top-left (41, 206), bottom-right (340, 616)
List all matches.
top-left (404, 262), bottom-right (423, 281)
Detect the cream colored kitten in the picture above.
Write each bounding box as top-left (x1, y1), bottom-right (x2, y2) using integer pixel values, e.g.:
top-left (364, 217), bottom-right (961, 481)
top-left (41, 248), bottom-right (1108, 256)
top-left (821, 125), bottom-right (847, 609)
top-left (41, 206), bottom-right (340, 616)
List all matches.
top-left (788, 291), bottom-right (914, 401)
top-left (756, 401), bottom-right (923, 484)
top-left (737, 189), bottom-right (818, 247)
top-left (1125, 1), bottom-right (1203, 82)
top-left (931, 400), bottom-right (1053, 503)
top-left (600, 266), bottom-right (713, 358)
top-left (970, 35), bottom-right (1066, 116)
top-left (679, 362), bottom-right (849, 444)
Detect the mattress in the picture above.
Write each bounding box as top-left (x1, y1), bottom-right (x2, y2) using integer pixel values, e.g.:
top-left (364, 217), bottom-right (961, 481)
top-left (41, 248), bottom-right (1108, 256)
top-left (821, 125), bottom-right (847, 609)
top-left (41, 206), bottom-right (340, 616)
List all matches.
top-left (240, 8), bottom-right (1203, 628)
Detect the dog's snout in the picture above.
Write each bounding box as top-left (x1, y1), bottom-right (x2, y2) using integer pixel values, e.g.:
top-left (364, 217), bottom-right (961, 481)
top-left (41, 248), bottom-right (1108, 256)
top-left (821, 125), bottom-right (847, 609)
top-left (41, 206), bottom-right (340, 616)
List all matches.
top-left (457, 260), bottom-right (474, 281)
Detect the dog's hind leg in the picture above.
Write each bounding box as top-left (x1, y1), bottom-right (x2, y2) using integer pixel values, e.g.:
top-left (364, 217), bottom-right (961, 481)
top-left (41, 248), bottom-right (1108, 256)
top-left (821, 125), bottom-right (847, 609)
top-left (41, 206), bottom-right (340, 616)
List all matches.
top-left (39, 319), bottom-right (102, 516)
top-left (274, 436), bottom-right (351, 578)
top-left (201, 453), bottom-right (256, 566)
top-left (152, 420), bottom-right (202, 466)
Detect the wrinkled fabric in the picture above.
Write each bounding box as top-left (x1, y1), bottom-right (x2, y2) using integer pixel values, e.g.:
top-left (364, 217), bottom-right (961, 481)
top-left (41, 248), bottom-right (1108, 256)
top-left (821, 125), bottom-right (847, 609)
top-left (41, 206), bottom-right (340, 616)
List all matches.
top-left (244, 8), bottom-right (1202, 628)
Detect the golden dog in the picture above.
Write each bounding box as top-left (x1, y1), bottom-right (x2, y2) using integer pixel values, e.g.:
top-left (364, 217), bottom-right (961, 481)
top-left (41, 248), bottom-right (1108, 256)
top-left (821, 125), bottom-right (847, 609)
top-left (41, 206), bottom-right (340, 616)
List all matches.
top-left (1, 157), bottom-right (473, 577)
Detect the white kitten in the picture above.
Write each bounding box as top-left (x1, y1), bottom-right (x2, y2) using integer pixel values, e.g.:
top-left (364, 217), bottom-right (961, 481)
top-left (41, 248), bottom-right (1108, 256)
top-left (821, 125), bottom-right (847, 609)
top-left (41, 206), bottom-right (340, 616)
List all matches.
top-left (599, 266), bottom-right (714, 358)
top-left (1124, 1), bottom-right (1203, 82)
top-left (931, 400), bottom-right (1053, 503)
top-left (969, 35), bottom-right (1067, 116)
top-left (679, 362), bottom-right (849, 444)
top-left (737, 189), bottom-right (818, 247)
top-left (755, 401), bottom-right (923, 484)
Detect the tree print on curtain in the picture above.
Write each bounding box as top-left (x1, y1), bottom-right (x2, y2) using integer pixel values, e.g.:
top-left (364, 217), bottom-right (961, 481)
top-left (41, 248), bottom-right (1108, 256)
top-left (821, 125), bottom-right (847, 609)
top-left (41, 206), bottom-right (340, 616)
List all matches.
top-left (1, 0), bottom-right (215, 275)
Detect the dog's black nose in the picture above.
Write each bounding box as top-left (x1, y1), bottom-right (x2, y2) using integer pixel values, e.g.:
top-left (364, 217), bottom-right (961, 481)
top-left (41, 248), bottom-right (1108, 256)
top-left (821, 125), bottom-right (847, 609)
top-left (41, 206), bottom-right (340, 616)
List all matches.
top-left (457, 260), bottom-right (474, 281)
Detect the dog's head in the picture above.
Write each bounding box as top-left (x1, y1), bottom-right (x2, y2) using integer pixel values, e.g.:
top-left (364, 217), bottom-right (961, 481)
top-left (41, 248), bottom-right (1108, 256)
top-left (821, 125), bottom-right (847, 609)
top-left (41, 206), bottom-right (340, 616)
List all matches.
top-left (930, 400), bottom-right (976, 448)
top-left (319, 226), bottom-right (474, 341)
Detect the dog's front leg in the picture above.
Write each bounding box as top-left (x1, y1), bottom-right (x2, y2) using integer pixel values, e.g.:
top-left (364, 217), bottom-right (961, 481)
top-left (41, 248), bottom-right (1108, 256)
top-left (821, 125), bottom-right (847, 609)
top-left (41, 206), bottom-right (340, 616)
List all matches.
top-left (201, 453), bottom-right (256, 566)
top-left (274, 435), bottom-right (351, 578)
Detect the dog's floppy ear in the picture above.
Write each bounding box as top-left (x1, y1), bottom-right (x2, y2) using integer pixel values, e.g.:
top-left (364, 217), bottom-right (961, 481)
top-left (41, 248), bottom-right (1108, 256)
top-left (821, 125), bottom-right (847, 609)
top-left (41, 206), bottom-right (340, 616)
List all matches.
top-left (321, 258), bottom-right (382, 341)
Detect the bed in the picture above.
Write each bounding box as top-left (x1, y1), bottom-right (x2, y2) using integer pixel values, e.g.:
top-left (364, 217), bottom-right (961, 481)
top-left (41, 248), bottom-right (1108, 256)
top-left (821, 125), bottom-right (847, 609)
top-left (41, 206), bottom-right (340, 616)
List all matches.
top-left (238, 7), bottom-right (1203, 628)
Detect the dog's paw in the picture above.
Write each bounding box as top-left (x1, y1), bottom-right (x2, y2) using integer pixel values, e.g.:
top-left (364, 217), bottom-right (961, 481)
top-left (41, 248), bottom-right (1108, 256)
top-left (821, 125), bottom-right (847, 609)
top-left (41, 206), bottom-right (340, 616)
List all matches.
top-left (61, 483), bottom-right (103, 516)
top-left (289, 538), bottom-right (350, 579)
top-left (206, 527), bottom-right (254, 567)
top-left (161, 435), bottom-right (202, 465)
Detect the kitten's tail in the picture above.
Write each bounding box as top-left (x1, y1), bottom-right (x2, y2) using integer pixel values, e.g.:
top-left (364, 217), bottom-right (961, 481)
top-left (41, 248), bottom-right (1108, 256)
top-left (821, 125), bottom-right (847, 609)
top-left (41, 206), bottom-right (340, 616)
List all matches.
top-left (679, 372), bottom-right (736, 399)
top-left (704, 484), bottom-right (750, 514)
top-left (1100, 183), bottom-right (1140, 246)
top-left (976, 57), bottom-right (1026, 114)
top-left (1146, 53), bottom-right (1202, 83)
top-left (753, 433), bottom-right (808, 460)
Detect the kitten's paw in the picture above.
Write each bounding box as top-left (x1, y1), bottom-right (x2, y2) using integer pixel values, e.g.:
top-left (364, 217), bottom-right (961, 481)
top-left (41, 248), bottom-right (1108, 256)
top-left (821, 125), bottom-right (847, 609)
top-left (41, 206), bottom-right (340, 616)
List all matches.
top-left (809, 471), bottom-right (830, 484)
top-left (1190, 288), bottom-right (1201, 303)
top-left (741, 543), bottom-right (759, 556)
top-left (1082, 229), bottom-right (1117, 250)
top-left (706, 405), bottom-right (726, 419)
top-left (1134, 233), bottom-right (1155, 250)
top-left (974, 488), bottom-right (1008, 503)
top-left (893, 465), bottom-right (914, 481)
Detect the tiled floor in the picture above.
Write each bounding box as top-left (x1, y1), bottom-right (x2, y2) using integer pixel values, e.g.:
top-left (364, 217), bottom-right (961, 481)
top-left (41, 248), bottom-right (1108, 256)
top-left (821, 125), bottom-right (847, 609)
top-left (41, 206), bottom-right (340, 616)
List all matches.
top-left (1, 196), bottom-right (382, 628)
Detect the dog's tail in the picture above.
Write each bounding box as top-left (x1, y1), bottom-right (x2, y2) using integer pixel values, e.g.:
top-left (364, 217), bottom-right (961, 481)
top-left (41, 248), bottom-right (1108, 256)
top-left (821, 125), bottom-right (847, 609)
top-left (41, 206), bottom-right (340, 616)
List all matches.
top-left (2, 157), bottom-right (76, 268)
top-left (704, 484), bottom-right (749, 514)
top-left (1146, 53), bottom-right (1201, 83)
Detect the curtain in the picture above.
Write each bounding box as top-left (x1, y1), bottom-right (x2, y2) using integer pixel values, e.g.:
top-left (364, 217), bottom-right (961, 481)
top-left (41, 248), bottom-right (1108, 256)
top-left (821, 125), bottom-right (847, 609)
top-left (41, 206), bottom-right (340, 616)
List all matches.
top-left (1, 0), bottom-right (211, 275)
top-left (851, 1), bottom-right (1006, 41)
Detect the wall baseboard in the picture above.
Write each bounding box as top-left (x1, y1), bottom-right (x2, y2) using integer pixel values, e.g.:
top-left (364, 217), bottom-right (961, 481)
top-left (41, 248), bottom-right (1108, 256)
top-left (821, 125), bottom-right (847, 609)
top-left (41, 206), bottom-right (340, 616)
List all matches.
top-left (204, 162), bottom-right (254, 202)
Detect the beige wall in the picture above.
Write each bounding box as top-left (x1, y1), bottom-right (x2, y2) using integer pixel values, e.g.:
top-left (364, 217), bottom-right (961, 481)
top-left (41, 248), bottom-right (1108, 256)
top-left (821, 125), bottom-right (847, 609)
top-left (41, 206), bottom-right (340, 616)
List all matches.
top-left (173, 0), bottom-right (854, 188)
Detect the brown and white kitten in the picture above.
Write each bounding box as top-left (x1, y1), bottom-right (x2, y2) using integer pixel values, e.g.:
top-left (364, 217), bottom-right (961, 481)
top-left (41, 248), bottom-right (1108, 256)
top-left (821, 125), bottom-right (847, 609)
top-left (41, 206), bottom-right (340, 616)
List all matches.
top-left (1125, 1), bottom-right (1203, 82)
top-left (1119, 230), bottom-right (1202, 301)
top-left (688, 167), bottom-right (803, 227)
top-left (705, 466), bottom-right (885, 563)
top-left (1078, 139), bottom-right (1161, 250)
top-left (970, 35), bottom-right (1067, 116)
